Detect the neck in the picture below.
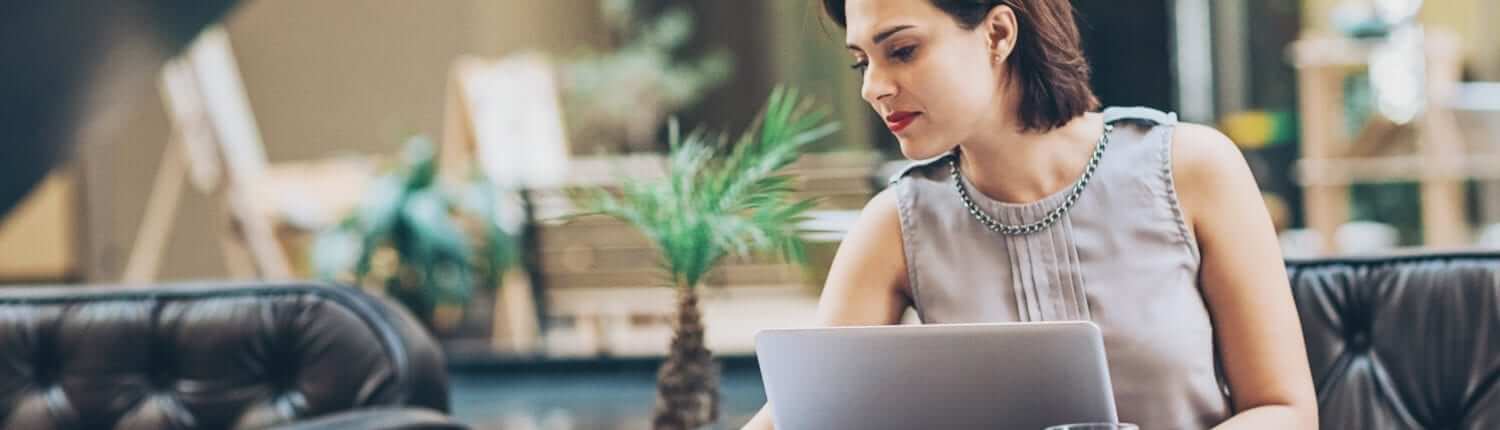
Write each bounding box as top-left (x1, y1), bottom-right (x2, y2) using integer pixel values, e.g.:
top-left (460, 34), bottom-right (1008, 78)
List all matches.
top-left (955, 110), bottom-right (1101, 204)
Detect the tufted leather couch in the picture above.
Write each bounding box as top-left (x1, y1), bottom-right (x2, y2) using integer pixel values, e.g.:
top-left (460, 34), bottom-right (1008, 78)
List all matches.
top-left (1288, 251), bottom-right (1500, 429)
top-left (0, 282), bottom-right (467, 429)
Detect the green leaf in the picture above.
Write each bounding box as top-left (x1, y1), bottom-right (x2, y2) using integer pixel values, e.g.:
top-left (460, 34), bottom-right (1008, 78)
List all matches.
top-left (573, 87), bottom-right (837, 289)
top-left (349, 173), bottom-right (409, 281)
top-left (310, 225), bottom-right (362, 281)
top-left (400, 136), bottom-right (439, 189)
top-left (401, 189), bottom-right (471, 264)
top-left (456, 178), bottom-right (519, 289)
top-left (355, 174), bottom-right (407, 237)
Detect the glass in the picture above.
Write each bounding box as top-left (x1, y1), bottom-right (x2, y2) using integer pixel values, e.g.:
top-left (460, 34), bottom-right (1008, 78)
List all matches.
top-left (1044, 423), bottom-right (1139, 430)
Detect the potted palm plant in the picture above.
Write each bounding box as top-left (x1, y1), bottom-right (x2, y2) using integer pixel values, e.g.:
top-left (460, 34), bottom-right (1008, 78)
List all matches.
top-left (573, 87), bottom-right (838, 429)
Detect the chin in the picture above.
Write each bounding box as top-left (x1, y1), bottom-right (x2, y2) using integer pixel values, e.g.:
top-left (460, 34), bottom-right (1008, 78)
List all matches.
top-left (896, 137), bottom-right (952, 160)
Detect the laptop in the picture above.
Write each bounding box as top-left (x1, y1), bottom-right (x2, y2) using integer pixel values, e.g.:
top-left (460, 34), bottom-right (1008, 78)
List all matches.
top-left (755, 321), bottom-right (1118, 430)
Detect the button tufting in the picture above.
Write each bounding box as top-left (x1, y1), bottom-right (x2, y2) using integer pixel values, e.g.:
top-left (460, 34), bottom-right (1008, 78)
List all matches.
top-left (1348, 330), bottom-right (1370, 351)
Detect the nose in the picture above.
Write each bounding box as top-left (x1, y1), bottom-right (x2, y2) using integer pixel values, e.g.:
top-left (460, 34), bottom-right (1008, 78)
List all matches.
top-left (861, 65), bottom-right (896, 106)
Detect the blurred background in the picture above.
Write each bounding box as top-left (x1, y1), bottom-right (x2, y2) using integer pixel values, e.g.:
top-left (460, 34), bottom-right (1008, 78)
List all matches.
top-left (3, 0), bottom-right (1499, 428)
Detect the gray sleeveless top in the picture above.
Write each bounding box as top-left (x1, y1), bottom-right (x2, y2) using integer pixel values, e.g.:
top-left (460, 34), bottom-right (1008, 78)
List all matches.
top-left (890, 107), bottom-right (1231, 429)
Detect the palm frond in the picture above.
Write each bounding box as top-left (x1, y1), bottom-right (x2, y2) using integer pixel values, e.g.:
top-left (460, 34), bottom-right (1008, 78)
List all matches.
top-left (573, 87), bottom-right (838, 289)
top-left (710, 86), bottom-right (838, 216)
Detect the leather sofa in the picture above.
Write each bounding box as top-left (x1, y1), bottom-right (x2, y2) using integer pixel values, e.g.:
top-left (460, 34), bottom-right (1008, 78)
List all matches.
top-left (6, 251), bottom-right (1498, 429)
top-left (0, 282), bottom-right (467, 429)
top-left (1288, 251), bottom-right (1500, 429)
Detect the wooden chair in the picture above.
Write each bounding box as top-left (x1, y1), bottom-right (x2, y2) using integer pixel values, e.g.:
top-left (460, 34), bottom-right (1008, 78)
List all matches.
top-left (438, 53), bottom-right (574, 353)
top-left (123, 26), bottom-right (373, 282)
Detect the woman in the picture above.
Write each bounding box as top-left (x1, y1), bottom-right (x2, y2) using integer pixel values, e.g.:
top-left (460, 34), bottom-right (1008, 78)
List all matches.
top-left (743, 0), bottom-right (1317, 429)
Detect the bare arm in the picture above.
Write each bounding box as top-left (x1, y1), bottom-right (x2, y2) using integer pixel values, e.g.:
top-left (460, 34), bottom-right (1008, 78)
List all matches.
top-left (741, 189), bottom-right (911, 430)
top-left (1173, 124), bottom-right (1319, 429)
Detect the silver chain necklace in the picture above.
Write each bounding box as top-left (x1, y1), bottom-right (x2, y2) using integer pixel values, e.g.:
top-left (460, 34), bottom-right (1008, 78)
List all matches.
top-left (950, 123), bottom-right (1113, 236)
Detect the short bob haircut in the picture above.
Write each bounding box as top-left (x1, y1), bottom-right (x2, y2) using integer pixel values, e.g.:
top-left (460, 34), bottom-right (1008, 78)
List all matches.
top-left (823, 0), bottom-right (1100, 133)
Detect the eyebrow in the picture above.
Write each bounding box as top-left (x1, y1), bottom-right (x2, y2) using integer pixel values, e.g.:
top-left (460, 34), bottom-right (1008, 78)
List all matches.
top-left (847, 25), bottom-right (915, 50)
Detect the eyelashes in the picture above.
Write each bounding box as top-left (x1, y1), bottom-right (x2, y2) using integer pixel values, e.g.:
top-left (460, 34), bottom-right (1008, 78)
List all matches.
top-left (891, 45), bottom-right (916, 61)
top-left (850, 45), bottom-right (918, 75)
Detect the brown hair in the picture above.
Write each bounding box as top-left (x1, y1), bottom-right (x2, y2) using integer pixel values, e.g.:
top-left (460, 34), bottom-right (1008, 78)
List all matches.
top-left (823, 0), bottom-right (1100, 132)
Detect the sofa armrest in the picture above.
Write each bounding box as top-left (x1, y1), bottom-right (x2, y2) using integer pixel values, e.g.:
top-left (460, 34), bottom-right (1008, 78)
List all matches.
top-left (263, 408), bottom-right (468, 430)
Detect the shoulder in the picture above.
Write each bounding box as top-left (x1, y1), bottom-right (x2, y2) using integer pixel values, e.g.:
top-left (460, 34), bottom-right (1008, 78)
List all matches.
top-left (1169, 122), bottom-right (1252, 186)
top-left (843, 188), bottom-right (905, 264)
top-left (828, 187), bottom-right (908, 285)
top-left (859, 187), bottom-right (902, 231)
top-left (1168, 122), bottom-right (1260, 225)
top-left (1097, 106), bottom-right (1248, 187)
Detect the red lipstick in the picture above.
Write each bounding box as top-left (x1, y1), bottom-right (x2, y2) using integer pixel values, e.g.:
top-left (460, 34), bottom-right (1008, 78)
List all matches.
top-left (885, 111), bottom-right (920, 133)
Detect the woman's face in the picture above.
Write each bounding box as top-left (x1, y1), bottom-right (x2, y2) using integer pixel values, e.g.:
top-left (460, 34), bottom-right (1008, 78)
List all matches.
top-left (844, 0), bottom-right (1013, 160)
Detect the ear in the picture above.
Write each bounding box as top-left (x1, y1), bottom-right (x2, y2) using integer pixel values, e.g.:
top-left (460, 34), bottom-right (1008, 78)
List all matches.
top-left (985, 5), bottom-right (1018, 64)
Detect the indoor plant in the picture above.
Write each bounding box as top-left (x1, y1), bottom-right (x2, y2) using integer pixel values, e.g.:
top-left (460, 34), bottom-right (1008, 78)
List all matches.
top-left (310, 136), bottom-right (519, 328)
top-left (561, 0), bottom-right (731, 153)
top-left (573, 87), bottom-right (838, 429)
